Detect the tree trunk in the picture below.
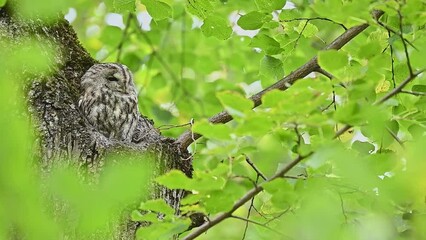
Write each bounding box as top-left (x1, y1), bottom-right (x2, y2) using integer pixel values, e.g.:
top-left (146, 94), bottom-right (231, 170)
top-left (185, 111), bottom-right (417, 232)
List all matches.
top-left (1, 4), bottom-right (193, 239)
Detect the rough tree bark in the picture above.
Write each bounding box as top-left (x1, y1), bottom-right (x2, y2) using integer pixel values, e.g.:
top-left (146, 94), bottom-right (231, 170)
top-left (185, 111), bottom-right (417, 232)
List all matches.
top-left (0, 4), bottom-right (194, 239)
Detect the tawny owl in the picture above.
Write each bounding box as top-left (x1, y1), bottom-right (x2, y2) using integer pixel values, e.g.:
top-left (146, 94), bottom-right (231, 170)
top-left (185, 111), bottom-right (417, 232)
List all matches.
top-left (79, 63), bottom-right (139, 142)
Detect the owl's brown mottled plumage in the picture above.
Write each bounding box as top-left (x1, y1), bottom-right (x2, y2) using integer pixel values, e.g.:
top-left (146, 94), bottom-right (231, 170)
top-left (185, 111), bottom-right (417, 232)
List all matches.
top-left (79, 63), bottom-right (139, 142)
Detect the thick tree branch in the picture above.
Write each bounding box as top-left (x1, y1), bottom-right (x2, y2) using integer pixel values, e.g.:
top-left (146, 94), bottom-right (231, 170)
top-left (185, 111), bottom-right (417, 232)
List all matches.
top-left (176, 11), bottom-right (384, 151)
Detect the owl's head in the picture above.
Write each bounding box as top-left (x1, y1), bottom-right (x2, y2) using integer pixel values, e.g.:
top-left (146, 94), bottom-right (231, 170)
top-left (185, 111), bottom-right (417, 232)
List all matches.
top-left (80, 63), bottom-right (137, 94)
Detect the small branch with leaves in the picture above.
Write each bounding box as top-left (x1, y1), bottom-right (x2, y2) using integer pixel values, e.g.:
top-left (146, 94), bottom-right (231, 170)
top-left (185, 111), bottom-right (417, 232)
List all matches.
top-left (182, 7), bottom-right (426, 238)
top-left (176, 10), bottom-right (384, 150)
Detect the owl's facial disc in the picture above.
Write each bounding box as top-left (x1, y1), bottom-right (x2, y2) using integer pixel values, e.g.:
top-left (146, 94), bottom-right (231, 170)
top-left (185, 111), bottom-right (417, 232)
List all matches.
top-left (105, 71), bottom-right (128, 93)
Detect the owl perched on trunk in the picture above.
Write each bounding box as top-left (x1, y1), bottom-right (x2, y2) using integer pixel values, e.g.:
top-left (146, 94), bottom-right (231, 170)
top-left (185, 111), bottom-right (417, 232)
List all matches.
top-left (79, 63), bottom-right (140, 142)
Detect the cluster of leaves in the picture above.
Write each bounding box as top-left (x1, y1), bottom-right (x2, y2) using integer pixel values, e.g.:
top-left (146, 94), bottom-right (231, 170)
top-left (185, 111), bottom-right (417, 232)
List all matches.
top-left (2, 0), bottom-right (426, 239)
top-left (95, 0), bottom-right (424, 239)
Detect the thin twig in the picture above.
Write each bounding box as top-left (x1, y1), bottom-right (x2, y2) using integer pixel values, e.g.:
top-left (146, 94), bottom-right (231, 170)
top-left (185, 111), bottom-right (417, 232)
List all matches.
top-left (252, 206), bottom-right (267, 219)
top-left (231, 175), bottom-right (258, 188)
top-left (375, 19), bottom-right (418, 51)
top-left (116, 13), bottom-right (133, 61)
top-left (397, 7), bottom-right (414, 76)
top-left (99, 13), bottom-right (133, 62)
top-left (294, 20), bottom-right (309, 49)
top-left (134, 18), bottom-right (182, 86)
top-left (263, 208), bottom-right (291, 225)
top-left (241, 175), bottom-right (259, 240)
top-left (244, 155), bottom-right (267, 181)
top-left (231, 215), bottom-right (289, 237)
top-left (316, 68), bottom-right (338, 112)
top-left (294, 124), bottom-right (302, 147)
top-left (281, 17), bottom-right (347, 30)
top-left (338, 193), bottom-right (348, 224)
top-left (400, 90), bottom-right (426, 96)
top-left (282, 175), bottom-right (307, 180)
top-left (386, 127), bottom-right (404, 147)
top-left (388, 30), bottom-right (396, 88)
top-left (316, 68), bottom-right (334, 79)
top-left (158, 121), bottom-right (193, 131)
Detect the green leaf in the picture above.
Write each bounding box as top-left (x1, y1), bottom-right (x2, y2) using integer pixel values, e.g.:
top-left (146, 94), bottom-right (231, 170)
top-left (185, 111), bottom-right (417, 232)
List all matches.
top-left (236, 115), bottom-right (274, 137)
top-left (185, 0), bottom-right (214, 19)
top-left (334, 102), bottom-right (364, 125)
top-left (263, 178), bottom-right (292, 193)
top-left (216, 91), bottom-right (253, 117)
top-left (255, 0), bottom-right (286, 12)
top-left (136, 221), bottom-right (191, 240)
top-left (259, 55), bottom-right (284, 86)
top-left (357, 42), bottom-right (381, 59)
top-left (295, 22), bottom-right (318, 38)
top-left (105, 0), bottom-right (135, 13)
top-left (16, 0), bottom-right (69, 21)
top-left (191, 171), bottom-right (227, 192)
top-left (261, 89), bottom-right (287, 108)
top-left (412, 85), bottom-right (426, 93)
top-left (155, 170), bottom-right (192, 190)
top-left (410, 38), bottom-right (426, 69)
top-left (192, 120), bottom-right (232, 140)
top-left (368, 153), bottom-right (397, 175)
top-left (408, 124), bottom-right (425, 139)
top-left (237, 11), bottom-right (268, 30)
top-left (318, 50), bottom-right (348, 72)
top-left (352, 141), bottom-right (375, 154)
top-left (263, 178), bottom-right (297, 208)
top-left (139, 199), bottom-right (175, 215)
top-left (131, 210), bottom-right (159, 222)
top-left (201, 15), bottom-right (232, 40)
top-left (141, 0), bottom-right (172, 21)
top-left (250, 34), bottom-right (283, 55)
top-left (203, 181), bottom-right (245, 214)
top-left (0, 0), bottom-right (6, 7)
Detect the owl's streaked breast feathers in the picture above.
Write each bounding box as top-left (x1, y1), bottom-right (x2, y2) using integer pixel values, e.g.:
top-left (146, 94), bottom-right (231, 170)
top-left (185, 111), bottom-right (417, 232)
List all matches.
top-left (79, 63), bottom-right (141, 142)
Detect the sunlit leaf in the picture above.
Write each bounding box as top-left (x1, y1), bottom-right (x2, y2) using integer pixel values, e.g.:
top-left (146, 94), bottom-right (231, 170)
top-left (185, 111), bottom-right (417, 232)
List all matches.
top-left (352, 140), bottom-right (375, 154)
top-left (155, 170), bottom-right (192, 190)
top-left (295, 21), bottom-right (318, 38)
top-left (185, 0), bottom-right (214, 19)
top-left (201, 15), bottom-right (232, 40)
top-left (250, 34), bottom-right (283, 55)
top-left (375, 79), bottom-right (390, 93)
top-left (141, 0), bottom-right (172, 20)
top-left (105, 0), bottom-right (135, 12)
top-left (318, 50), bottom-right (348, 72)
top-left (237, 11), bottom-right (269, 30)
top-left (140, 199), bottom-right (175, 215)
top-left (259, 55), bottom-right (284, 86)
top-left (255, 0), bottom-right (286, 12)
top-left (193, 120), bottom-right (232, 140)
top-left (216, 91), bottom-right (253, 117)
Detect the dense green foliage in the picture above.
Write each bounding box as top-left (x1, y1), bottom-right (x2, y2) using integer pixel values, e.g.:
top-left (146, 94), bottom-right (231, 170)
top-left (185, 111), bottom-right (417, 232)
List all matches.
top-left (2, 0), bottom-right (426, 239)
